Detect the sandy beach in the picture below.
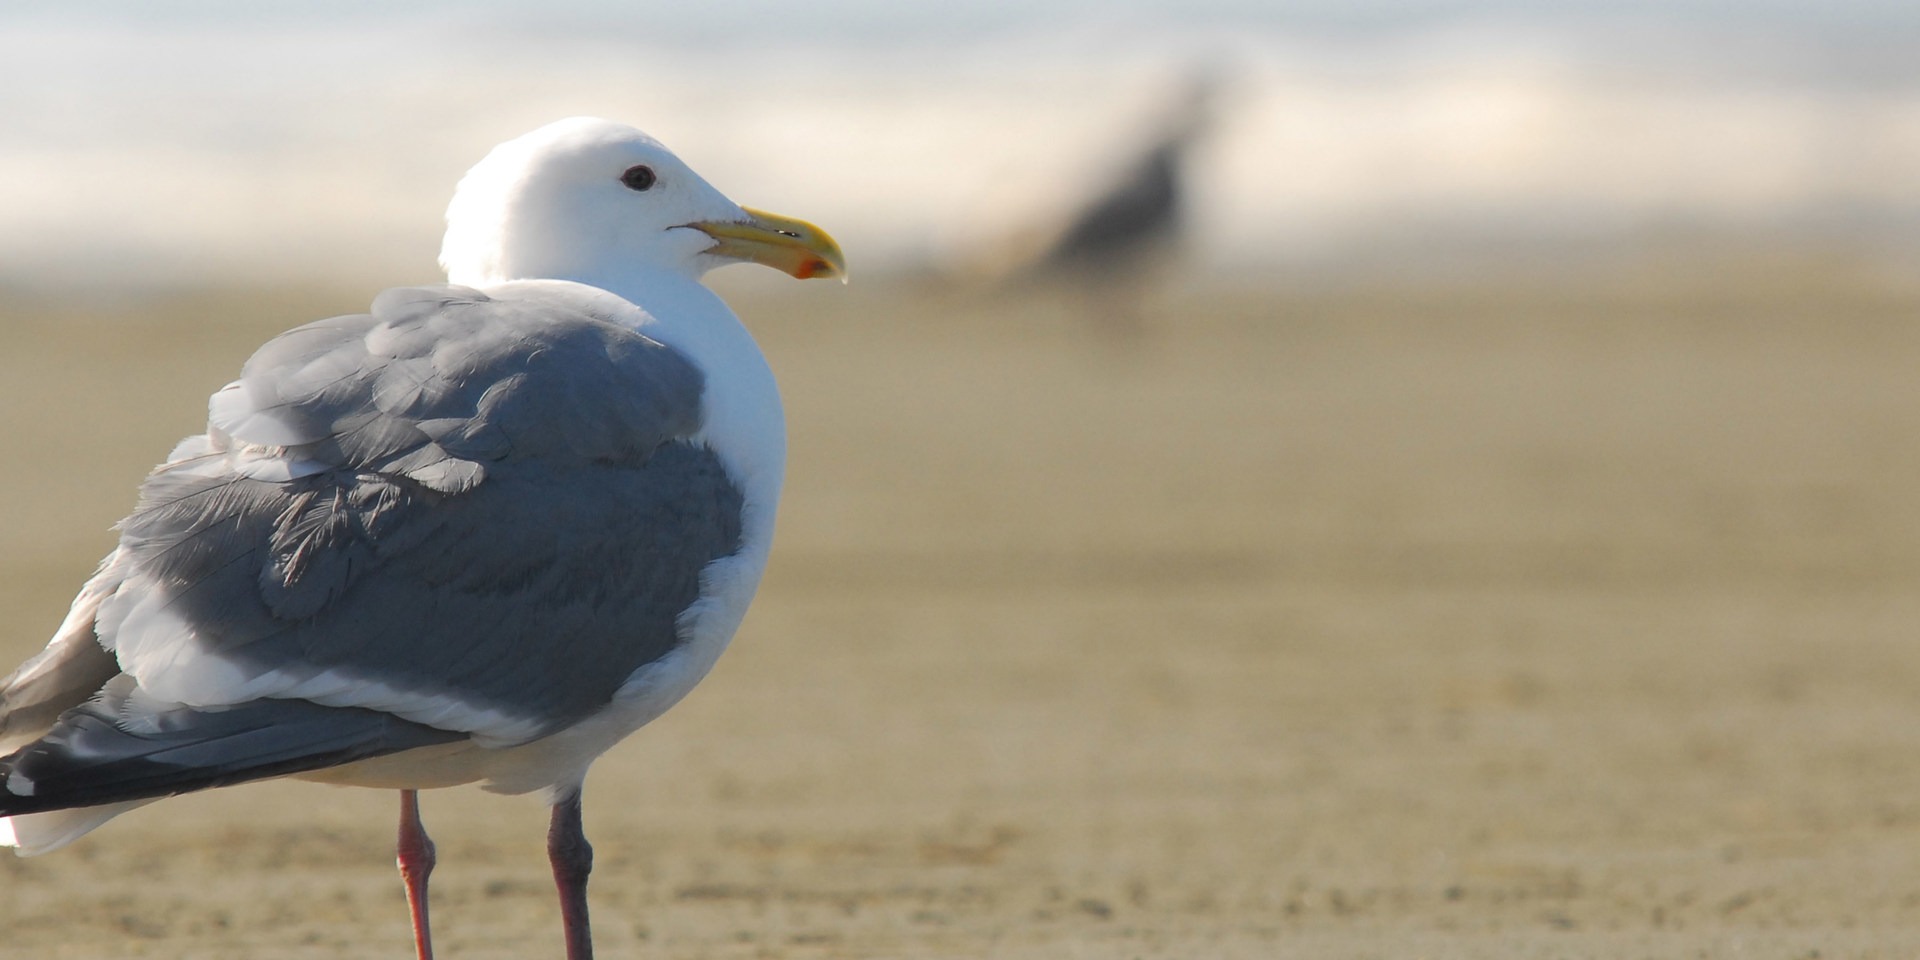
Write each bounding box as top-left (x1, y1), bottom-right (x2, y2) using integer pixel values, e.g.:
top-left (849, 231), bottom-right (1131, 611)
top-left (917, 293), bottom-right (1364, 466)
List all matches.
top-left (2, 256), bottom-right (1919, 957)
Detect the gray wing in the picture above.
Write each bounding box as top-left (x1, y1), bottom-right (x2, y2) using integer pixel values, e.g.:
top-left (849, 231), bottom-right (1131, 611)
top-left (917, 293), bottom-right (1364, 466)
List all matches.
top-left (0, 284), bottom-right (743, 812)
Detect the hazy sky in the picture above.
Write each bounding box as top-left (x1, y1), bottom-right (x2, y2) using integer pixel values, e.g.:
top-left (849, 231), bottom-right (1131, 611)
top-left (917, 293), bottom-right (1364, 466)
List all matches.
top-left (1, 2), bottom-right (1915, 287)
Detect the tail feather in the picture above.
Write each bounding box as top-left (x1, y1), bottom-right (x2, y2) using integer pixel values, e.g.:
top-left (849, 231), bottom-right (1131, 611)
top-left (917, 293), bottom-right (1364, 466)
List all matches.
top-left (0, 800), bottom-right (152, 856)
top-left (0, 675), bottom-right (463, 817)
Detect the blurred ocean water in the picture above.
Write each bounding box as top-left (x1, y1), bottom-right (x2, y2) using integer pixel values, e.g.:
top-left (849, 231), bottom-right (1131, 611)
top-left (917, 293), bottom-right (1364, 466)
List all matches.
top-left (1, 1), bottom-right (1916, 287)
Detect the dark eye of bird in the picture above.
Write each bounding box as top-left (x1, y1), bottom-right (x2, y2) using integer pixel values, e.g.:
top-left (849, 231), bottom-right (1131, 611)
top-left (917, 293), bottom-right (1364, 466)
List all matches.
top-left (620, 165), bottom-right (657, 192)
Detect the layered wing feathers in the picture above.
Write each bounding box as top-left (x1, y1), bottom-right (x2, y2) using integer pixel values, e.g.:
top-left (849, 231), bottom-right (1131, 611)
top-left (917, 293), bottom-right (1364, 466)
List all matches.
top-left (0, 283), bottom-right (745, 817)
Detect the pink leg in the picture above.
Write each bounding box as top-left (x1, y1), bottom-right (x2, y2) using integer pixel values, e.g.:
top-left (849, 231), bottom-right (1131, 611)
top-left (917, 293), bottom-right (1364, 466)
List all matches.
top-left (397, 789), bottom-right (437, 960)
top-left (548, 790), bottom-right (595, 960)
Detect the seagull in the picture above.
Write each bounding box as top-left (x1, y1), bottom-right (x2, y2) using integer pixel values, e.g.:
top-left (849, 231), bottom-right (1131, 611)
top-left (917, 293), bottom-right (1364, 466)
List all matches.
top-left (0, 117), bottom-right (845, 960)
top-left (1039, 71), bottom-right (1215, 280)
top-left (1020, 70), bottom-right (1218, 335)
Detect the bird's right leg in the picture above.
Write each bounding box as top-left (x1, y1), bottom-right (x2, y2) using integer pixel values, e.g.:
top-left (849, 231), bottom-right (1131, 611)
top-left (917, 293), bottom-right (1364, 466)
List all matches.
top-left (548, 789), bottom-right (595, 960)
top-left (397, 789), bottom-right (437, 960)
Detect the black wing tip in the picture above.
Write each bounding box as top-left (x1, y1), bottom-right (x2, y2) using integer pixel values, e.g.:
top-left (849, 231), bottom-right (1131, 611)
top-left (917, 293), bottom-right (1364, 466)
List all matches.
top-left (0, 692), bottom-right (464, 816)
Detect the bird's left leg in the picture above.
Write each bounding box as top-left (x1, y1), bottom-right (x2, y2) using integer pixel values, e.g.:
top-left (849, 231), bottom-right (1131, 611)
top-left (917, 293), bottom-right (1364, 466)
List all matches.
top-left (548, 788), bottom-right (595, 960)
top-left (397, 789), bottom-right (437, 960)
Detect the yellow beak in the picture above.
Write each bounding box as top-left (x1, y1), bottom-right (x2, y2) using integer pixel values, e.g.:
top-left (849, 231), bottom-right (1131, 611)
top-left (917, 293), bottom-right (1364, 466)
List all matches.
top-left (689, 207), bottom-right (847, 281)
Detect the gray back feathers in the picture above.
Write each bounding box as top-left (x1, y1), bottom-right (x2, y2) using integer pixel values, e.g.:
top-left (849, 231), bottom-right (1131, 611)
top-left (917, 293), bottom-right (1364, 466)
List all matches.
top-left (2, 283), bottom-right (747, 814)
top-left (209, 285), bottom-right (704, 488)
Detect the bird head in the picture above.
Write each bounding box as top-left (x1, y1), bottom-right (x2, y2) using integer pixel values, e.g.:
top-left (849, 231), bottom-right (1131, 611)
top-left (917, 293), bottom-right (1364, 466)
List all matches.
top-left (440, 117), bottom-right (845, 288)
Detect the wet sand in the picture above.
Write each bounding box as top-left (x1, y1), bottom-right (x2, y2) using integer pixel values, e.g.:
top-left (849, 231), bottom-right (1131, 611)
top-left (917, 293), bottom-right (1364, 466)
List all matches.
top-left (2, 257), bottom-right (1920, 957)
